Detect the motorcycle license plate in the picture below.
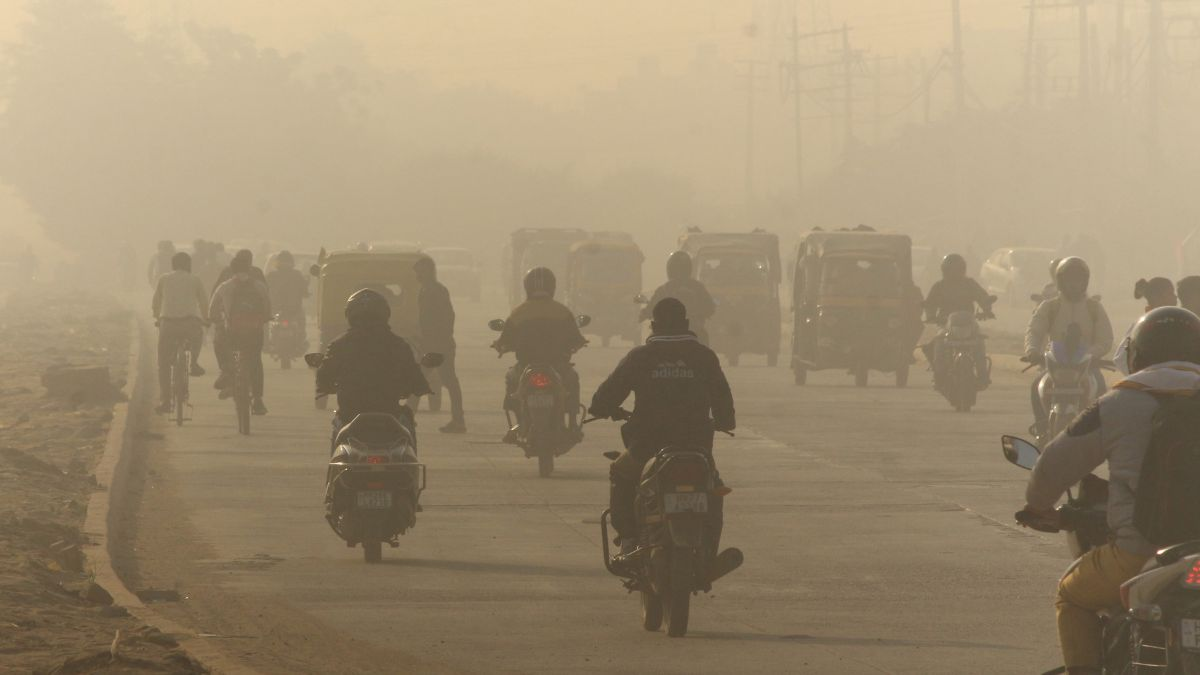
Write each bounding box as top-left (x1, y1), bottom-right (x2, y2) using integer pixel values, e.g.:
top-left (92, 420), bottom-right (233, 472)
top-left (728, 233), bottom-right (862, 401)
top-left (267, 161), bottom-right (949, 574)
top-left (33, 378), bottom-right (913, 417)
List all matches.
top-left (664, 492), bottom-right (708, 514)
top-left (356, 490), bottom-right (392, 510)
top-left (526, 393), bottom-right (556, 409)
top-left (1182, 618), bottom-right (1200, 651)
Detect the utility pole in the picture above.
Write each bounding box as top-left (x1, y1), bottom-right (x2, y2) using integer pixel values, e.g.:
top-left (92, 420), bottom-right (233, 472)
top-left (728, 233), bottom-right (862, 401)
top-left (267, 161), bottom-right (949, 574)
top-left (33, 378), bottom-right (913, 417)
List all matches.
top-left (1023, 0), bottom-right (1039, 107)
top-left (873, 55), bottom-right (883, 144)
top-left (1077, 0), bottom-right (1091, 103)
top-left (743, 60), bottom-right (758, 218)
top-left (790, 13), bottom-right (804, 199)
top-left (1148, 0), bottom-right (1164, 171)
top-left (841, 23), bottom-right (854, 155)
top-left (951, 0), bottom-right (966, 115)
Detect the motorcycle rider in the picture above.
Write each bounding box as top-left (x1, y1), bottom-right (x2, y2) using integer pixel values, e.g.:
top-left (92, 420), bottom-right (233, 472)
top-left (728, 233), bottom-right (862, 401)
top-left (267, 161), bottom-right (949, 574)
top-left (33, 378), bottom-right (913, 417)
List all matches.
top-left (1023, 257), bottom-right (1114, 437)
top-left (922, 254), bottom-right (995, 389)
top-left (1178, 275), bottom-right (1200, 316)
top-left (209, 253), bottom-right (271, 415)
top-left (414, 256), bottom-right (466, 433)
top-left (589, 298), bottom-right (735, 558)
top-left (1113, 277), bottom-right (1176, 375)
top-left (147, 240), bottom-right (176, 287)
top-left (640, 251), bottom-right (717, 345)
top-left (492, 267), bottom-right (587, 443)
top-left (151, 251), bottom-right (209, 413)
top-left (316, 289), bottom-right (431, 452)
top-left (1020, 306), bottom-right (1200, 675)
top-left (266, 250), bottom-right (310, 346)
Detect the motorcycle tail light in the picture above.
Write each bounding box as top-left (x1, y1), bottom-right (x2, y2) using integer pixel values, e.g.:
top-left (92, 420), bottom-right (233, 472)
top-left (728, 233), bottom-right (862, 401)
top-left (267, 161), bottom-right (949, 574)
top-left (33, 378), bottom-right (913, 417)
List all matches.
top-left (279, 320), bottom-right (289, 327)
top-left (365, 455), bottom-right (387, 465)
top-left (663, 460), bottom-right (706, 485)
top-left (528, 372), bottom-right (552, 389)
top-left (1184, 559), bottom-right (1200, 589)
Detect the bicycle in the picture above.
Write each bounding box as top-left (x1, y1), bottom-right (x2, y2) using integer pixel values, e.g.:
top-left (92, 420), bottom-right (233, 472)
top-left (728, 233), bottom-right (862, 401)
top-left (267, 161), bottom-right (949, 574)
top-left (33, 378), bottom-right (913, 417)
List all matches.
top-left (157, 318), bottom-right (196, 427)
top-left (231, 348), bottom-right (251, 435)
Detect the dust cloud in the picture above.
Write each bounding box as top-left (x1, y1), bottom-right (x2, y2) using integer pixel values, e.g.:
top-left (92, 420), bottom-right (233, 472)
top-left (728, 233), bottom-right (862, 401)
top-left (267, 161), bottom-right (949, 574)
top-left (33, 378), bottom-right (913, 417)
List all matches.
top-left (0, 0), bottom-right (1192, 294)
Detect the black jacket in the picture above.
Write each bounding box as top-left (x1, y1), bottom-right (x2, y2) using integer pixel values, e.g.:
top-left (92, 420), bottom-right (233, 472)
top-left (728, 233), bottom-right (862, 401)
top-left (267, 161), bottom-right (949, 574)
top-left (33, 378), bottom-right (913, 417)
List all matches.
top-left (418, 280), bottom-right (456, 353)
top-left (589, 331), bottom-right (735, 456)
top-left (924, 277), bottom-right (992, 325)
top-left (316, 323), bottom-right (432, 421)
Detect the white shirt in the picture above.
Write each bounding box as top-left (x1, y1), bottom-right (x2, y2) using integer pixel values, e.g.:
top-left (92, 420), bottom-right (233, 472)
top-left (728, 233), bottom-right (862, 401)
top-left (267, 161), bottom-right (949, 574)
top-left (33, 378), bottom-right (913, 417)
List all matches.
top-left (153, 271), bottom-right (208, 320)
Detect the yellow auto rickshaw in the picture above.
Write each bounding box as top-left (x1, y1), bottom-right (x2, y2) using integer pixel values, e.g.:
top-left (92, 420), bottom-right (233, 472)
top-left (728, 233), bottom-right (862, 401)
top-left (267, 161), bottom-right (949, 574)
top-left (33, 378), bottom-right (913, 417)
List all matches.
top-left (309, 248), bottom-right (438, 409)
top-left (790, 230), bottom-right (921, 387)
top-left (565, 238), bottom-right (644, 347)
top-left (502, 228), bottom-right (589, 308)
top-left (679, 230), bottom-right (782, 367)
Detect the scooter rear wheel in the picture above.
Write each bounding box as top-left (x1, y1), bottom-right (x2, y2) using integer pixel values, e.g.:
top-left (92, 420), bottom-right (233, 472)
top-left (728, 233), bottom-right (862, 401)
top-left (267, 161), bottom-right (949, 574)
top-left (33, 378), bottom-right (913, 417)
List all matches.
top-left (363, 540), bottom-right (382, 564)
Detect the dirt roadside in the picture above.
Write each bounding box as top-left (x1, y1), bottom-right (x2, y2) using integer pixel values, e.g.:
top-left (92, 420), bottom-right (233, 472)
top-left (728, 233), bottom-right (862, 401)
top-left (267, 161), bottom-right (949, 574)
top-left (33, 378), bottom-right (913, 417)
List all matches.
top-left (0, 291), bottom-right (205, 674)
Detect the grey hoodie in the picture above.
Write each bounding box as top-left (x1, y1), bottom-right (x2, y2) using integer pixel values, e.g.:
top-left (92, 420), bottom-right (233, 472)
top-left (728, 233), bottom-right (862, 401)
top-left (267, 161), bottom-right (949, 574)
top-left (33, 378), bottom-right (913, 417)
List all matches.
top-left (1026, 361), bottom-right (1200, 556)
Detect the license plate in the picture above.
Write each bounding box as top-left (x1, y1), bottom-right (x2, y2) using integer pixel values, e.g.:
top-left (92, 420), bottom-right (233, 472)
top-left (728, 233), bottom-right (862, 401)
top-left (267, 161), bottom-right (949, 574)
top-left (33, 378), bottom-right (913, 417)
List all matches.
top-left (356, 490), bottom-right (392, 509)
top-left (526, 393), bottom-right (556, 409)
top-left (664, 492), bottom-right (708, 514)
top-left (1183, 618), bottom-right (1200, 651)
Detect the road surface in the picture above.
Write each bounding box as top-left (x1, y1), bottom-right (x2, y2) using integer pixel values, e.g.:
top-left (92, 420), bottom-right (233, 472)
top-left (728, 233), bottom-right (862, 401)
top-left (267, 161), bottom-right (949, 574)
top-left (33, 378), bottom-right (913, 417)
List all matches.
top-left (129, 303), bottom-right (1068, 674)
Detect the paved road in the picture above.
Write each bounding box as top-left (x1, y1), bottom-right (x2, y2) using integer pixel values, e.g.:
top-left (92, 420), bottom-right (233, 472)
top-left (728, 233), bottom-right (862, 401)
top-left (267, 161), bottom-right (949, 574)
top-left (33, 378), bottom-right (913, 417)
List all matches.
top-left (136, 303), bottom-right (1070, 674)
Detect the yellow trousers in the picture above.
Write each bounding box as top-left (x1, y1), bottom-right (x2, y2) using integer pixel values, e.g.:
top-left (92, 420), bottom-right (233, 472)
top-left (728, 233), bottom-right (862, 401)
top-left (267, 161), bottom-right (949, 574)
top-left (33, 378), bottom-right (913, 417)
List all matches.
top-left (1056, 542), bottom-right (1151, 668)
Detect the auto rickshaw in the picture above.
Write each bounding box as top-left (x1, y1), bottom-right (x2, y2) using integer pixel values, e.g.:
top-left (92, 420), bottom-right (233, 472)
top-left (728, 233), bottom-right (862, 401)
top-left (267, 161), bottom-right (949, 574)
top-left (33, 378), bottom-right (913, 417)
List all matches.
top-left (565, 238), bottom-right (643, 347)
top-left (309, 248), bottom-right (441, 410)
top-left (679, 230), bottom-right (782, 366)
top-left (502, 228), bottom-right (589, 307)
top-left (790, 230), bottom-right (920, 387)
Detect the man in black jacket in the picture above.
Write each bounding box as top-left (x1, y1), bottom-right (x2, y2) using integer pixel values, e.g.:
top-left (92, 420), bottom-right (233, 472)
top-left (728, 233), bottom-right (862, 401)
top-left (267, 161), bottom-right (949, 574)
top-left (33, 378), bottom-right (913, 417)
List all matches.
top-left (316, 289), bottom-right (431, 451)
top-left (589, 298), bottom-right (735, 553)
top-left (415, 257), bottom-right (465, 433)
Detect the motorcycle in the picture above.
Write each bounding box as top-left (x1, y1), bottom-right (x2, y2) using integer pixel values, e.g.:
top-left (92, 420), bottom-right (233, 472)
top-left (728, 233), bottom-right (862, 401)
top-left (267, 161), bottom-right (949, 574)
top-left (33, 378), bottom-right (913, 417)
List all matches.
top-left (304, 351), bottom-right (441, 563)
top-left (934, 309), bottom-right (993, 413)
top-left (1024, 323), bottom-right (1112, 447)
top-left (591, 409), bottom-right (743, 638)
top-left (1001, 435), bottom-right (1200, 674)
top-left (488, 315), bottom-right (590, 478)
top-left (268, 312), bottom-right (307, 370)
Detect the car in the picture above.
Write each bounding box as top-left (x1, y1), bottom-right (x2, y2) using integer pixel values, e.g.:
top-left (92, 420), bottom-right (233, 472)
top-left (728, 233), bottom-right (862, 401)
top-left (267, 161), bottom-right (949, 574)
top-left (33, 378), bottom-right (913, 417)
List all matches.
top-left (980, 247), bottom-right (1056, 306)
top-left (426, 246), bottom-right (482, 301)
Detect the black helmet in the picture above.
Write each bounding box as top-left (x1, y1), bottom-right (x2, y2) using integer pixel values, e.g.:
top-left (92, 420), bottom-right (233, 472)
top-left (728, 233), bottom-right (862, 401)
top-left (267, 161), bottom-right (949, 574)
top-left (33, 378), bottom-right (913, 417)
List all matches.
top-left (666, 250), bottom-right (693, 281)
top-left (345, 288), bottom-right (391, 327)
top-left (1127, 306), bottom-right (1200, 373)
top-left (523, 267), bottom-right (556, 298)
top-left (1054, 257), bottom-right (1090, 301)
top-left (940, 253), bottom-right (967, 279)
top-left (171, 251), bottom-right (192, 272)
top-left (414, 256), bottom-right (436, 280)
top-left (276, 250), bottom-right (294, 268)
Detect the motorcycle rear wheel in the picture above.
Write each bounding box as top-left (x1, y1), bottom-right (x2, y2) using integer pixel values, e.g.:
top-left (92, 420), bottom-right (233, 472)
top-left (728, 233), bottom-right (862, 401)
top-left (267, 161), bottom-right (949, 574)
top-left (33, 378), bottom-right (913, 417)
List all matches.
top-left (641, 591), bottom-right (663, 631)
top-left (665, 588), bottom-right (690, 637)
top-left (854, 367), bottom-right (869, 388)
top-left (363, 540), bottom-right (382, 564)
top-left (538, 453), bottom-right (554, 478)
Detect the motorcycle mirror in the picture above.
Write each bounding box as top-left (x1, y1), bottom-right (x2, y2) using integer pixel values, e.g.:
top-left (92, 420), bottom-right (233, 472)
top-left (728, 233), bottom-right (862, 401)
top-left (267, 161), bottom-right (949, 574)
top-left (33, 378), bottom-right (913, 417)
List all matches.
top-left (309, 264), bottom-right (321, 277)
top-left (602, 451), bottom-right (621, 461)
top-left (303, 352), bottom-right (325, 368)
top-left (633, 293), bottom-right (648, 304)
top-left (487, 319), bottom-right (505, 332)
top-left (1001, 435), bottom-right (1040, 470)
top-left (421, 352), bottom-right (444, 368)
top-left (577, 314), bottom-right (592, 328)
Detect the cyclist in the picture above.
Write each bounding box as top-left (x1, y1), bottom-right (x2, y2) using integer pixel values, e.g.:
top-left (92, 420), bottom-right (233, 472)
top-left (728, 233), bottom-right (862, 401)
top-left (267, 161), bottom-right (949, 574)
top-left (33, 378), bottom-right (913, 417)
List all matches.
top-left (151, 251), bottom-right (208, 414)
top-left (210, 254), bottom-right (271, 415)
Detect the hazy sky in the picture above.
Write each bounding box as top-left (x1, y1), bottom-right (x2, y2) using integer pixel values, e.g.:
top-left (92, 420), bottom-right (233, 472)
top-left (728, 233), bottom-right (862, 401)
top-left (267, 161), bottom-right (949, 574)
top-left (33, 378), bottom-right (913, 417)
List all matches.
top-left (0, 1), bottom-right (1030, 99)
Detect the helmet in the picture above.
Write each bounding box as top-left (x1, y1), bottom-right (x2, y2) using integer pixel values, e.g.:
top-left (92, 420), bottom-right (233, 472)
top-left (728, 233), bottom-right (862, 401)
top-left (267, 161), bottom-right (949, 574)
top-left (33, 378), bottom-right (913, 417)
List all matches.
top-left (414, 256), bottom-right (436, 280)
top-left (940, 254), bottom-right (967, 279)
top-left (523, 267), bottom-right (556, 298)
top-left (171, 251), bottom-right (192, 272)
top-left (1048, 258), bottom-right (1062, 280)
top-left (666, 250), bottom-right (693, 281)
top-left (276, 250), bottom-right (294, 268)
top-left (1054, 257), bottom-right (1090, 301)
top-left (231, 249), bottom-right (253, 273)
top-left (1126, 306), bottom-right (1200, 372)
top-left (345, 288), bottom-right (391, 327)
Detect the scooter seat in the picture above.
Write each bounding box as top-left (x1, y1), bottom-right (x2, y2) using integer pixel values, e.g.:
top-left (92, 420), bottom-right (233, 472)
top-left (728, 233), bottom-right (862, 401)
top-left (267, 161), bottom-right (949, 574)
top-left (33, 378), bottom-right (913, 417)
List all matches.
top-left (1156, 540), bottom-right (1200, 566)
top-left (335, 413), bottom-right (412, 449)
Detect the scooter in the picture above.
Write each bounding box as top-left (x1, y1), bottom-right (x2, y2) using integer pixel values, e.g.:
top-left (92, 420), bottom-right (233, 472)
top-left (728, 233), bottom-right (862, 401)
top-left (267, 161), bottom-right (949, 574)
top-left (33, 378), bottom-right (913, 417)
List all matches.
top-left (1002, 435), bottom-right (1200, 673)
top-left (304, 351), bottom-right (441, 563)
top-left (1024, 323), bottom-right (1112, 447)
top-left (267, 312), bottom-right (307, 370)
top-left (487, 315), bottom-right (590, 478)
top-left (591, 409), bottom-right (743, 638)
